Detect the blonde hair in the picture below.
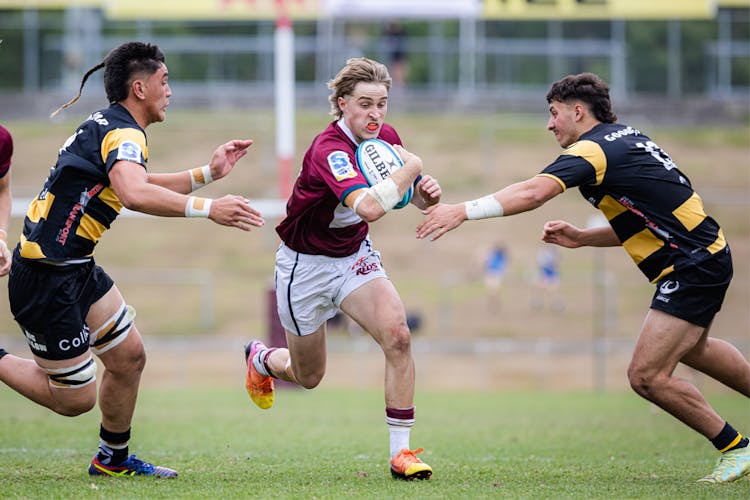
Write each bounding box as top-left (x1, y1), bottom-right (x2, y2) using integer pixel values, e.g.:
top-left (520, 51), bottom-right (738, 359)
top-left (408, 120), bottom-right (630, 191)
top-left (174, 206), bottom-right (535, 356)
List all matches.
top-left (327, 58), bottom-right (391, 120)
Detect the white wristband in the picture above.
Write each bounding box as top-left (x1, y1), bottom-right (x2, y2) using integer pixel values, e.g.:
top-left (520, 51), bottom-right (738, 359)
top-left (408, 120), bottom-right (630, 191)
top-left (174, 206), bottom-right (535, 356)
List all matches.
top-left (185, 196), bottom-right (213, 218)
top-left (190, 165), bottom-right (213, 191)
top-left (465, 195), bottom-right (504, 220)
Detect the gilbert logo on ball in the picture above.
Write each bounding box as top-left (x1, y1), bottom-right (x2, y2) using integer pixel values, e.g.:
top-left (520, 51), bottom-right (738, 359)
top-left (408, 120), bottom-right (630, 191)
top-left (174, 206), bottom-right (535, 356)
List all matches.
top-left (355, 138), bottom-right (413, 209)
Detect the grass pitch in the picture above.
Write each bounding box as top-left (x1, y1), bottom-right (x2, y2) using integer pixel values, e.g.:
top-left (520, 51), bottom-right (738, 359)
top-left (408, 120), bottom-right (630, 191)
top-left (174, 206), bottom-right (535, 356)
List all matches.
top-left (1, 386), bottom-right (748, 499)
top-left (0, 109), bottom-right (748, 498)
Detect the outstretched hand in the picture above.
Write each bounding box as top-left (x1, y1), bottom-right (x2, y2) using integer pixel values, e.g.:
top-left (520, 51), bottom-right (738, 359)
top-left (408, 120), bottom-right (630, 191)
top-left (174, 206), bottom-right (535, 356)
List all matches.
top-left (208, 139), bottom-right (254, 181)
top-left (209, 195), bottom-right (265, 232)
top-left (415, 203), bottom-right (466, 241)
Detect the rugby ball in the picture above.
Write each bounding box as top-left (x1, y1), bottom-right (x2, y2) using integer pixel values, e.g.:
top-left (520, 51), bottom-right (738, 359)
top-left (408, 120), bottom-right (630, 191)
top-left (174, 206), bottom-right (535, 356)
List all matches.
top-left (355, 138), bottom-right (413, 209)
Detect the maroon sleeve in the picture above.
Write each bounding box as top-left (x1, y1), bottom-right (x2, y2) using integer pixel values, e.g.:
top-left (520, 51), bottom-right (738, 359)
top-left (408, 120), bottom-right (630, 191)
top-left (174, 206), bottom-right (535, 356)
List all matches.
top-left (0, 125), bottom-right (13, 178)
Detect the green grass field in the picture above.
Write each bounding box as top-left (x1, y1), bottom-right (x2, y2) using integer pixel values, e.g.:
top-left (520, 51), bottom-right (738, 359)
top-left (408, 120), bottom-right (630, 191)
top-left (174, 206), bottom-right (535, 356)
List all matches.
top-left (1, 387), bottom-right (749, 498)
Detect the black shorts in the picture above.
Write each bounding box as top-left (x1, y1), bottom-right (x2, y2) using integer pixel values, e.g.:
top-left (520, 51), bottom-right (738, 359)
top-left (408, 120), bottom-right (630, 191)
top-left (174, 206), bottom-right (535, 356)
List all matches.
top-left (8, 254), bottom-right (114, 361)
top-left (650, 247), bottom-right (732, 328)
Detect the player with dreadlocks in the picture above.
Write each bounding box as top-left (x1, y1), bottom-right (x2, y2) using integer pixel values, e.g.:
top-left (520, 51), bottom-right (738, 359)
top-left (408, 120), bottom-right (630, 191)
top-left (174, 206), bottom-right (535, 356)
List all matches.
top-left (0, 41), bottom-right (264, 478)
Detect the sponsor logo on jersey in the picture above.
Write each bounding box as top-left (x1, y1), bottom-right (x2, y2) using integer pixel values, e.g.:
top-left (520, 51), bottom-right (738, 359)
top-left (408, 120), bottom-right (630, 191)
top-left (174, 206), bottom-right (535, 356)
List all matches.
top-left (328, 151), bottom-right (356, 181)
top-left (56, 183), bottom-right (104, 246)
top-left (116, 141), bottom-right (142, 163)
top-left (604, 126), bottom-right (641, 142)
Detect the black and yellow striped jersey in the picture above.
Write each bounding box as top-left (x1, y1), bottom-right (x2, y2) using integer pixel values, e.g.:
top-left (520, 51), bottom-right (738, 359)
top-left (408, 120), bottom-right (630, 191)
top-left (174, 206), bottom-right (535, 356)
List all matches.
top-left (19, 103), bottom-right (149, 262)
top-left (539, 122), bottom-right (726, 283)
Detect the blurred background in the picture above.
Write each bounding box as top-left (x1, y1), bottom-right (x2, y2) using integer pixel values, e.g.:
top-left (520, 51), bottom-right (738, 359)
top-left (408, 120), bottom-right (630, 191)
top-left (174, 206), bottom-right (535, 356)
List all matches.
top-left (0, 0), bottom-right (748, 393)
top-left (1, 0), bottom-right (748, 116)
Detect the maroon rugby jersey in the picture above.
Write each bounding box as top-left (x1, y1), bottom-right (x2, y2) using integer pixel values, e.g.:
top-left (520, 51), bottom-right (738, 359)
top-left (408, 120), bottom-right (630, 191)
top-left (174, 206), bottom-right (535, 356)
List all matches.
top-left (0, 125), bottom-right (12, 178)
top-left (276, 120), bottom-right (402, 257)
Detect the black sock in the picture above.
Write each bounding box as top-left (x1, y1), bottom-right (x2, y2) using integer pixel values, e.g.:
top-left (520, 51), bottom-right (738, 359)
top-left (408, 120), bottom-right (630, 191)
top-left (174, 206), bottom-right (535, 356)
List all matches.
top-left (97, 425), bottom-right (131, 465)
top-left (710, 422), bottom-right (748, 453)
top-left (0, 348), bottom-right (7, 360)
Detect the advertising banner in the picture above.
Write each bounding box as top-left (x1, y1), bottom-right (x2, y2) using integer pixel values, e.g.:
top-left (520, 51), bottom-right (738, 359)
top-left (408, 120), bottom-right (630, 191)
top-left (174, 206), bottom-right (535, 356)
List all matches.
top-left (483, 0), bottom-right (716, 20)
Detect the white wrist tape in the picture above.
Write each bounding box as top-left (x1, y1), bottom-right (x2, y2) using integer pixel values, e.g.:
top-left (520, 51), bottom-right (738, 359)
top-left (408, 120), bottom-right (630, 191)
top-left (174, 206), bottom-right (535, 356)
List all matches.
top-left (352, 190), bottom-right (368, 212)
top-left (190, 165), bottom-right (213, 191)
top-left (465, 195), bottom-right (504, 220)
top-left (369, 178), bottom-right (401, 212)
top-left (185, 196), bottom-right (213, 218)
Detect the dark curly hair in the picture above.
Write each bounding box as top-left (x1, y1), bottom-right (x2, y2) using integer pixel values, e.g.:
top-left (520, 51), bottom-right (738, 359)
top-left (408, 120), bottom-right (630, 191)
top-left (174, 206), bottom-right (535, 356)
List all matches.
top-left (51, 42), bottom-right (165, 117)
top-left (546, 73), bottom-right (617, 124)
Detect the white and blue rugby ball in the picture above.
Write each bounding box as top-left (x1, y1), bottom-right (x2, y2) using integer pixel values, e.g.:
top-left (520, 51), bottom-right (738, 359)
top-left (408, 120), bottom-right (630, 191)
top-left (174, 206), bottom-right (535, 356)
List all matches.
top-left (355, 138), bottom-right (413, 209)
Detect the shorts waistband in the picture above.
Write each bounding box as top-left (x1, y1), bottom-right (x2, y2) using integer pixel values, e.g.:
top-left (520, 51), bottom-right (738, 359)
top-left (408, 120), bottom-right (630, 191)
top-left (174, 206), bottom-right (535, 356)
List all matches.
top-left (279, 240), bottom-right (372, 264)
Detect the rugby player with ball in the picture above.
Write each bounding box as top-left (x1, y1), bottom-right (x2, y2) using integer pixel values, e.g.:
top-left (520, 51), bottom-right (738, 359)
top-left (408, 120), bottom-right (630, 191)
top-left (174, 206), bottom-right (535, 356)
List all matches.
top-left (244, 57), bottom-right (441, 480)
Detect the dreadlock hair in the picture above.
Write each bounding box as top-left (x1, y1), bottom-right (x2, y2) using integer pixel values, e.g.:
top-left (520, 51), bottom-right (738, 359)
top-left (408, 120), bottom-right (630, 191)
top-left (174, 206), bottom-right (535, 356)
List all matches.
top-left (546, 73), bottom-right (617, 124)
top-left (327, 57), bottom-right (392, 120)
top-left (51, 42), bottom-right (165, 118)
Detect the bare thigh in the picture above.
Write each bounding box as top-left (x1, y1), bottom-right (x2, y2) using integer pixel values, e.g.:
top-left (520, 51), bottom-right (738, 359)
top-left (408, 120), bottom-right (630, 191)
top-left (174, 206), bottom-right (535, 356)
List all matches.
top-left (340, 278), bottom-right (407, 345)
top-left (630, 308), bottom-right (706, 379)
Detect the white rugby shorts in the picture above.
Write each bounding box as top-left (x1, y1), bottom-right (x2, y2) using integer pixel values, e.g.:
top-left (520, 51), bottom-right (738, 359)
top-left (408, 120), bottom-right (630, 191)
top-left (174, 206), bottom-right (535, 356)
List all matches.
top-left (274, 239), bottom-right (388, 336)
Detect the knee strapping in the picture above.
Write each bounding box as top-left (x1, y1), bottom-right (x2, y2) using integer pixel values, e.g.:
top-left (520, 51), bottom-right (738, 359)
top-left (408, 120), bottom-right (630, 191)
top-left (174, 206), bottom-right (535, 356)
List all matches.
top-left (90, 303), bottom-right (136, 356)
top-left (45, 355), bottom-right (97, 389)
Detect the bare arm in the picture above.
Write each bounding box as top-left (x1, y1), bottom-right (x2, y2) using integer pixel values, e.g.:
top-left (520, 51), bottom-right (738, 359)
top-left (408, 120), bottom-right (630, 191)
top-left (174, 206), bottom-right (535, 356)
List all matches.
top-left (147, 139), bottom-right (253, 193)
top-left (416, 175), bottom-right (563, 241)
top-left (109, 160), bottom-right (264, 231)
top-left (541, 220), bottom-right (621, 248)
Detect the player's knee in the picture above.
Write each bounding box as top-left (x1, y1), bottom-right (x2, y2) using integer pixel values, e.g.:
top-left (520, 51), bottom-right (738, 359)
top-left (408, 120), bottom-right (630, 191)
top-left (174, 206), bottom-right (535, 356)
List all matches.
top-left (381, 322), bottom-right (411, 355)
top-left (120, 343), bottom-right (147, 374)
top-left (103, 340), bottom-right (146, 378)
top-left (627, 364), bottom-right (658, 398)
top-left (294, 367), bottom-right (324, 389)
top-left (55, 395), bottom-right (97, 417)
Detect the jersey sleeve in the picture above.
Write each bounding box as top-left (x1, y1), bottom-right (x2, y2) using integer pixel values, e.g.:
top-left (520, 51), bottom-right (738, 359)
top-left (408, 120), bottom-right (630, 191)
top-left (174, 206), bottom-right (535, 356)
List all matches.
top-left (0, 125), bottom-right (12, 178)
top-left (311, 142), bottom-right (369, 205)
top-left (101, 127), bottom-right (149, 172)
top-left (539, 139), bottom-right (605, 190)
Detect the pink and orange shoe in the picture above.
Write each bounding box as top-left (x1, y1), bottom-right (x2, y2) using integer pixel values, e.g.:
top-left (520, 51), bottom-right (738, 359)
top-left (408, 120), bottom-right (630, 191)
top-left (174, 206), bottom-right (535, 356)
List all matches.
top-left (390, 447), bottom-right (432, 480)
top-left (243, 339), bottom-right (274, 409)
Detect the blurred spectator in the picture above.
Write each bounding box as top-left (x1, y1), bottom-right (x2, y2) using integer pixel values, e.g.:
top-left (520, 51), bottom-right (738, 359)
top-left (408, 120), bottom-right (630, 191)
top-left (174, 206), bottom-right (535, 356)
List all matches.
top-left (483, 242), bottom-right (508, 308)
top-left (533, 245), bottom-right (564, 312)
top-left (384, 22), bottom-right (407, 87)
